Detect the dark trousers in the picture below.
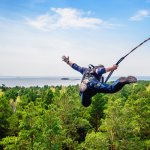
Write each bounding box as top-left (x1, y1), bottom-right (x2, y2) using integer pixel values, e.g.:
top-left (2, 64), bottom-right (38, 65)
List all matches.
top-left (80, 79), bottom-right (126, 107)
top-left (90, 79), bottom-right (126, 93)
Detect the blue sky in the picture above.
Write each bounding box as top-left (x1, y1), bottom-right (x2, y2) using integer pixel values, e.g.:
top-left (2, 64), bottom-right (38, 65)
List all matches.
top-left (0, 0), bottom-right (149, 77)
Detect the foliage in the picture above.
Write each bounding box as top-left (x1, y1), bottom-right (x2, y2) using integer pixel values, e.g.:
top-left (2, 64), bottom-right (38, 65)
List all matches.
top-left (0, 81), bottom-right (150, 150)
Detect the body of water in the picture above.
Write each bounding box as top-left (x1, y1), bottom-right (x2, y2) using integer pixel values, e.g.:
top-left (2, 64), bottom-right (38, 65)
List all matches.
top-left (0, 76), bottom-right (150, 87)
top-left (0, 77), bottom-right (81, 87)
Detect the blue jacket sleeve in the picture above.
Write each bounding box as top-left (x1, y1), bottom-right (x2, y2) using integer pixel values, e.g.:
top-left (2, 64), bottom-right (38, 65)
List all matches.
top-left (71, 63), bottom-right (86, 74)
top-left (95, 67), bottom-right (106, 76)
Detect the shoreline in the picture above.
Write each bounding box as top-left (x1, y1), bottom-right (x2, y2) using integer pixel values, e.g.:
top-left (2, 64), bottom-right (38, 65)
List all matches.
top-left (0, 76), bottom-right (150, 88)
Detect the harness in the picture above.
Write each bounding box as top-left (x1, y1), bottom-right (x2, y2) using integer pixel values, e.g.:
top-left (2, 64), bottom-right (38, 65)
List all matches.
top-left (80, 64), bottom-right (104, 92)
top-left (81, 64), bottom-right (102, 82)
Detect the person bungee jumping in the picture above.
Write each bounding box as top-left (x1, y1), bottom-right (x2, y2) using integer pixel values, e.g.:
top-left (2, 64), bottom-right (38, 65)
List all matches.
top-left (62, 55), bottom-right (137, 107)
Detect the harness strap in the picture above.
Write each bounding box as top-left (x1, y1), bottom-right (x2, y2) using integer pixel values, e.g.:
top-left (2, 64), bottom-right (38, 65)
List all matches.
top-left (81, 65), bottom-right (104, 84)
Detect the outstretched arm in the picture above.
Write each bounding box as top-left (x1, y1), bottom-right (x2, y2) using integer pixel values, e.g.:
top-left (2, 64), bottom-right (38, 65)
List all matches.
top-left (62, 55), bottom-right (73, 67)
top-left (62, 55), bottom-right (85, 74)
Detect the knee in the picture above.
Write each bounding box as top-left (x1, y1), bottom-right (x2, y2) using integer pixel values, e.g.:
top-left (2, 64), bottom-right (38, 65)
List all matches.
top-left (81, 99), bottom-right (91, 107)
top-left (80, 92), bottom-right (92, 107)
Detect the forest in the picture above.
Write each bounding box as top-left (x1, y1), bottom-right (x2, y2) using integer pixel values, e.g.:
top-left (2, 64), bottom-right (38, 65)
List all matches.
top-left (0, 81), bottom-right (150, 150)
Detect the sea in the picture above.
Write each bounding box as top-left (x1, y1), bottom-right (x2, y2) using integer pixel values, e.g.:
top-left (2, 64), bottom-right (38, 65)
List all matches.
top-left (0, 76), bottom-right (150, 87)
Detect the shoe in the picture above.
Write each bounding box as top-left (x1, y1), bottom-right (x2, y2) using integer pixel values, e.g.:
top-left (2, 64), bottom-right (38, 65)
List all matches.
top-left (119, 76), bottom-right (137, 84)
top-left (127, 76), bottom-right (137, 83)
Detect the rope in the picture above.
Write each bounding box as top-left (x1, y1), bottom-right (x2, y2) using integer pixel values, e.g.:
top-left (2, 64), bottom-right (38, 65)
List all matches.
top-left (105, 38), bottom-right (150, 83)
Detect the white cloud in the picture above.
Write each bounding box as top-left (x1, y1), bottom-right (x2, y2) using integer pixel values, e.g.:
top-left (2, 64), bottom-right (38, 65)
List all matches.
top-left (130, 9), bottom-right (150, 21)
top-left (25, 8), bottom-right (110, 31)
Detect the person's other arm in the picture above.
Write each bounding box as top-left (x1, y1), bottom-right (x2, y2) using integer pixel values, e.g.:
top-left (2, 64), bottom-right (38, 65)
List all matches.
top-left (96, 65), bottom-right (118, 75)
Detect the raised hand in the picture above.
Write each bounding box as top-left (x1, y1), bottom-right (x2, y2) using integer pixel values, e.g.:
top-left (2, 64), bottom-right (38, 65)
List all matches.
top-left (62, 55), bottom-right (69, 63)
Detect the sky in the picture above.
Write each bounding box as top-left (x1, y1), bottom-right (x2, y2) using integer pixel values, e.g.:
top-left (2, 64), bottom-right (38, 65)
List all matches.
top-left (0, 0), bottom-right (150, 77)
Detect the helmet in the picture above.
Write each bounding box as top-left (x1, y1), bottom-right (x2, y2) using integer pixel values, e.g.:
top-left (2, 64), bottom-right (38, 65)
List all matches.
top-left (97, 64), bottom-right (104, 67)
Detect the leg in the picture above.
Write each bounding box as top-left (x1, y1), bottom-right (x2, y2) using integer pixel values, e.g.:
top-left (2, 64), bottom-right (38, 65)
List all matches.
top-left (94, 80), bottom-right (126, 93)
top-left (94, 76), bottom-right (137, 93)
top-left (80, 83), bottom-right (98, 107)
top-left (80, 90), bottom-right (93, 107)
